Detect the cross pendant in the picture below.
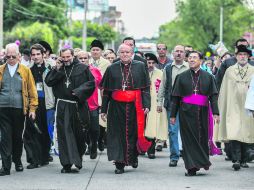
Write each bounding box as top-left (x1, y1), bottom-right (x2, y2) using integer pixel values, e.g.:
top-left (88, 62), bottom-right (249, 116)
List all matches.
top-left (194, 89), bottom-right (198, 95)
top-left (122, 83), bottom-right (127, 91)
top-left (65, 79), bottom-right (71, 88)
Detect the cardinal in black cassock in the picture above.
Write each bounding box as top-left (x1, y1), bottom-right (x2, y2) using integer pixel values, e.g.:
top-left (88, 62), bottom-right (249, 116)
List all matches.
top-left (100, 44), bottom-right (151, 174)
top-left (170, 51), bottom-right (219, 176)
top-left (45, 49), bottom-right (95, 173)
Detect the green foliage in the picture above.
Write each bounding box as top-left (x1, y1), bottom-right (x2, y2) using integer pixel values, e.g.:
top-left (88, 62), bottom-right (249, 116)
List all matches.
top-left (4, 22), bottom-right (58, 52)
top-left (3, 0), bottom-right (67, 32)
top-left (158, 0), bottom-right (254, 52)
top-left (71, 21), bottom-right (116, 48)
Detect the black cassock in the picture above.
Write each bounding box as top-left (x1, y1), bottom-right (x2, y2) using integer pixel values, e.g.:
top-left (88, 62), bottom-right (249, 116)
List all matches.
top-left (170, 69), bottom-right (219, 171)
top-left (100, 60), bottom-right (151, 166)
top-left (24, 63), bottom-right (51, 165)
top-left (45, 60), bottom-right (95, 168)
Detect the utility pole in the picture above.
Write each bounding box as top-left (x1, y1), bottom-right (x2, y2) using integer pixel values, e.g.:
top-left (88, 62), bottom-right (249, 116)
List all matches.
top-left (219, 6), bottom-right (223, 42)
top-left (0, 0), bottom-right (3, 51)
top-left (82, 0), bottom-right (88, 51)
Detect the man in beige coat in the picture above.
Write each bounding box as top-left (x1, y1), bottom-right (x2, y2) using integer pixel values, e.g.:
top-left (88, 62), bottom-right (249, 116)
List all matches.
top-left (216, 45), bottom-right (254, 170)
top-left (144, 53), bottom-right (168, 159)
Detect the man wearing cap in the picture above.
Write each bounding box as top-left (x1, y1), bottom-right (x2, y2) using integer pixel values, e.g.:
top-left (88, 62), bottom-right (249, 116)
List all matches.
top-left (144, 53), bottom-right (168, 159)
top-left (216, 45), bottom-right (254, 171)
top-left (89, 39), bottom-right (111, 156)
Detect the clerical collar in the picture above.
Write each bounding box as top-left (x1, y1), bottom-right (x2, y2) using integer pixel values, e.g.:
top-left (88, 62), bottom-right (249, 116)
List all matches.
top-left (121, 61), bottom-right (131, 66)
top-left (190, 67), bottom-right (201, 74)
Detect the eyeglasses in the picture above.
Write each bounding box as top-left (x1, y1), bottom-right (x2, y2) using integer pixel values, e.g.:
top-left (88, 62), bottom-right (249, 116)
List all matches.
top-left (157, 48), bottom-right (167, 51)
top-left (6, 55), bottom-right (17, 59)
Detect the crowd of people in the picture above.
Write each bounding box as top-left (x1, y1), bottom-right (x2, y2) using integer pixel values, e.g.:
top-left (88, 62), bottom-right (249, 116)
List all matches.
top-left (0, 36), bottom-right (254, 177)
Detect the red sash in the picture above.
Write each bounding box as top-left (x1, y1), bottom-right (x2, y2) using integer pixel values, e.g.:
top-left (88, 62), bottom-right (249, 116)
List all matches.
top-left (112, 90), bottom-right (151, 153)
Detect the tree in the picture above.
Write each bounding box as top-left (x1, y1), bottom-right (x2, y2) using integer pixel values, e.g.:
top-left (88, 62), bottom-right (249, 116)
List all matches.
top-left (158, 0), bottom-right (254, 51)
top-left (3, 0), bottom-right (67, 33)
top-left (4, 22), bottom-right (58, 52)
top-left (71, 21), bottom-right (116, 48)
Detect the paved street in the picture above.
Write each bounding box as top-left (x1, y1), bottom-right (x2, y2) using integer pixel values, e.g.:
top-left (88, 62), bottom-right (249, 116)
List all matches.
top-left (0, 148), bottom-right (254, 190)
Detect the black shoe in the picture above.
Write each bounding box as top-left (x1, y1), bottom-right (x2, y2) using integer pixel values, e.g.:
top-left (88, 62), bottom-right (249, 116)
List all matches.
top-left (169, 160), bottom-right (178, 167)
top-left (0, 168), bottom-right (10, 176)
top-left (61, 168), bottom-right (72, 173)
top-left (132, 161), bottom-right (138, 168)
top-left (27, 163), bottom-right (39, 169)
top-left (48, 155), bottom-right (53, 162)
top-left (156, 145), bottom-right (163, 152)
top-left (15, 163), bottom-right (24, 172)
top-left (232, 162), bottom-right (241, 171)
top-left (185, 170), bottom-right (196, 176)
top-left (148, 154), bottom-right (156, 159)
top-left (98, 141), bottom-right (105, 152)
top-left (90, 151), bottom-right (98, 159)
top-left (240, 162), bottom-right (249, 168)
top-left (114, 168), bottom-right (124, 174)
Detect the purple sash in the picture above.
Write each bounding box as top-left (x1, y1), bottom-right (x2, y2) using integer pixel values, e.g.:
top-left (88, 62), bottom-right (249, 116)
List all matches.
top-left (182, 94), bottom-right (221, 156)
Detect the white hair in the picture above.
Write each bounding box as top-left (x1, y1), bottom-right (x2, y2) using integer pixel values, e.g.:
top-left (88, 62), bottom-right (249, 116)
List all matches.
top-left (5, 43), bottom-right (19, 54)
top-left (117, 43), bottom-right (134, 55)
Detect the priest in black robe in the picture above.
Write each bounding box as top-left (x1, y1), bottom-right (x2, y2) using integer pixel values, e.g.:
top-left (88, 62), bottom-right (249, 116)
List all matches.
top-left (100, 44), bottom-right (151, 174)
top-left (170, 51), bottom-right (220, 176)
top-left (45, 48), bottom-right (95, 173)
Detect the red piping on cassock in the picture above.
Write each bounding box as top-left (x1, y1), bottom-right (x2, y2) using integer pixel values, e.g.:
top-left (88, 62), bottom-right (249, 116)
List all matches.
top-left (112, 90), bottom-right (151, 153)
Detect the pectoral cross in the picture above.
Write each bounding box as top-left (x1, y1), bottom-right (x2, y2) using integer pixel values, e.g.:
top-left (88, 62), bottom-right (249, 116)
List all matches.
top-left (65, 79), bottom-right (71, 88)
top-left (122, 83), bottom-right (127, 91)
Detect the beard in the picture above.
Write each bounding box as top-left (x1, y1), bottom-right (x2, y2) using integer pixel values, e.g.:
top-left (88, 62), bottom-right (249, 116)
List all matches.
top-left (148, 67), bottom-right (154, 72)
top-left (238, 58), bottom-right (248, 66)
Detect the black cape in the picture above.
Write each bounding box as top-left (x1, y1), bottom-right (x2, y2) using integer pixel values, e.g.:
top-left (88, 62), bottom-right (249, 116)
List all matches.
top-left (170, 69), bottom-right (219, 171)
top-left (100, 60), bottom-right (151, 165)
top-left (45, 60), bottom-right (95, 168)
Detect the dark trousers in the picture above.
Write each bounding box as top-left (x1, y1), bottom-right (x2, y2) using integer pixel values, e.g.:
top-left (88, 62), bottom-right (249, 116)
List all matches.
top-left (89, 109), bottom-right (100, 152)
top-left (224, 142), bottom-right (232, 158)
top-left (231, 140), bottom-right (250, 163)
top-left (0, 108), bottom-right (25, 170)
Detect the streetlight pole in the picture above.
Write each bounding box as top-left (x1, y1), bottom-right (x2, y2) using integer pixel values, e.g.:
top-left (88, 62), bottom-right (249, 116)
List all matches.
top-left (0, 0), bottom-right (3, 51)
top-left (219, 6), bottom-right (223, 42)
top-left (82, 0), bottom-right (88, 51)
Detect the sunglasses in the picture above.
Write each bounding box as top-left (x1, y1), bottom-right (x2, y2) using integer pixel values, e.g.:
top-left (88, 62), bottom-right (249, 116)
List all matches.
top-left (157, 48), bottom-right (167, 51)
top-left (6, 55), bottom-right (17, 59)
top-left (51, 57), bottom-right (58, 60)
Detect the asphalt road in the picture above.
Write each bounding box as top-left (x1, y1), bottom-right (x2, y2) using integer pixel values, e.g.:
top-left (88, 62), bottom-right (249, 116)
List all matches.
top-left (0, 149), bottom-right (253, 190)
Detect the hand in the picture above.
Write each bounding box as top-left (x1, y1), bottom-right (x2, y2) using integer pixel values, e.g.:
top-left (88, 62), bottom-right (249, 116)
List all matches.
top-left (157, 106), bottom-right (162, 113)
top-left (101, 113), bottom-right (107, 122)
top-left (29, 112), bottom-right (36, 121)
top-left (143, 108), bottom-right (149, 115)
top-left (213, 114), bottom-right (220, 124)
top-left (55, 58), bottom-right (63, 70)
top-left (170, 117), bottom-right (176, 125)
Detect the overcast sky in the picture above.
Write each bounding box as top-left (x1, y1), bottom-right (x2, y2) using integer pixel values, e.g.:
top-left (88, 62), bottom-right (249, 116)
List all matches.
top-left (108, 0), bottom-right (177, 39)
